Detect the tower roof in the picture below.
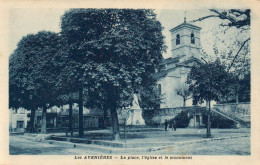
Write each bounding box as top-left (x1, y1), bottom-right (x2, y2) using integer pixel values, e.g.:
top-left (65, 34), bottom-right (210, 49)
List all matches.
top-left (170, 22), bottom-right (201, 32)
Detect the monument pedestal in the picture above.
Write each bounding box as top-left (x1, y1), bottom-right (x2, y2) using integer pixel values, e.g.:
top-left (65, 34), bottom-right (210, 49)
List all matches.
top-left (125, 94), bottom-right (146, 126)
top-left (126, 109), bottom-right (145, 125)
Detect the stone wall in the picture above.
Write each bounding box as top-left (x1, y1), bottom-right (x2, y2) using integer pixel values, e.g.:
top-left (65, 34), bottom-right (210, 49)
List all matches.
top-left (213, 102), bottom-right (250, 122)
top-left (143, 108), bottom-right (183, 125)
top-left (117, 107), bottom-right (184, 126)
top-left (117, 106), bottom-right (207, 126)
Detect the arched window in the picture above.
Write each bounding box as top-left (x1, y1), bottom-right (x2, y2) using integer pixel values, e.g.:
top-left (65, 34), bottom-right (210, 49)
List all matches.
top-left (191, 33), bottom-right (195, 44)
top-left (176, 34), bottom-right (180, 45)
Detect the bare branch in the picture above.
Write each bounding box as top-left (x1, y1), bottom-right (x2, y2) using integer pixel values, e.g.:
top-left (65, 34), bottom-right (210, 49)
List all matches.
top-left (191, 9), bottom-right (250, 28)
top-left (210, 9), bottom-right (237, 24)
top-left (228, 37), bottom-right (250, 72)
top-left (190, 15), bottom-right (219, 23)
top-left (187, 96), bottom-right (192, 100)
top-left (230, 9), bottom-right (245, 15)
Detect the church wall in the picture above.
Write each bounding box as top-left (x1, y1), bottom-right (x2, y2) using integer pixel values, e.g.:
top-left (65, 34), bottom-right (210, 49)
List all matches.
top-left (158, 68), bottom-right (193, 108)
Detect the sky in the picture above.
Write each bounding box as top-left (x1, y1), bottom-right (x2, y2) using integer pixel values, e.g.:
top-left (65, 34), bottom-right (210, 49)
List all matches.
top-left (8, 8), bottom-right (231, 59)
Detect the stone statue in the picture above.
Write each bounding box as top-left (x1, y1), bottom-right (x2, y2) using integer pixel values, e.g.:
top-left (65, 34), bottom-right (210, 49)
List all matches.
top-left (126, 94), bottom-right (145, 125)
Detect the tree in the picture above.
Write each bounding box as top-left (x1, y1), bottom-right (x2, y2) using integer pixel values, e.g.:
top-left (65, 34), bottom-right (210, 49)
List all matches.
top-left (192, 9), bottom-right (250, 72)
top-left (175, 83), bottom-right (192, 107)
top-left (192, 9), bottom-right (250, 103)
top-left (187, 59), bottom-right (230, 137)
top-left (192, 9), bottom-right (250, 28)
top-left (57, 92), bottom-right (79, 131)
top-left (138, 83), bottom-right (162, 110)
top-left (220, 71), bottom-right (250, 103)
top-left (9, 52), bottom-right (38, 132)
top-left (60, 9), bottom-right (166, 140)
top-left (9, 31), bottom-right (61, 134)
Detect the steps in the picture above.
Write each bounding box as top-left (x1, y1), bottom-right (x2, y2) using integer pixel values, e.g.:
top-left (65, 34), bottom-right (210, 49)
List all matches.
top-left (211, 107), bottom-right (250, 127)
top-left (50, 136), bottom-right (127, 148)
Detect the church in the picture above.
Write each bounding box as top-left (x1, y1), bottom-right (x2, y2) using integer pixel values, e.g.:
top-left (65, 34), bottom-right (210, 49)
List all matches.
top-left (157, 18), bottom-right (203, 108)
top-left (124, 18), bottom-right (207, 128)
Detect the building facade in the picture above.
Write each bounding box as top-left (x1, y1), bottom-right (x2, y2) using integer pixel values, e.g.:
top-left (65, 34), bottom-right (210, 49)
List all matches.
top-left (158, 19), bottom-right (203, 109)
top-left (9, 108), bottom-right (29, 133)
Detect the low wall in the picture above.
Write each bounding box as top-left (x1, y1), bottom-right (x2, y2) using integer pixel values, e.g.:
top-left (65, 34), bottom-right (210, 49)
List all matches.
top-left (117, 107), bottom-right (184, 126)
top-left (143, 108), bottom-right (184, 125)
top-left (214, 102), bottom-right (250, 122)
top-left (143, 106), bottom-right (206, 126)
top-left (118, 106), bottom-right (207, 126)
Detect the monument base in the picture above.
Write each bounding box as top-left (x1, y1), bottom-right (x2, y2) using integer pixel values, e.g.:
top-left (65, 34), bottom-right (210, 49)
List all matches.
top-left (126, 109), bottom-right (145, 125)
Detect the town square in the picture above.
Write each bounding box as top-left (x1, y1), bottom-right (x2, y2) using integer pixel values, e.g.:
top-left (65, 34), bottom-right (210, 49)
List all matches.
top-left (7, 8), bottom-right (251, 157)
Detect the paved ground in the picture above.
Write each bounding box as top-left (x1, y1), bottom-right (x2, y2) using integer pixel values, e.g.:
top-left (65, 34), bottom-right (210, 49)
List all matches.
top-left (9, 135), bottom-right (102, 155)
top-left (9, 128), bottom-right (250, 155)
top-left (146, 136), bottom-right (250, 155)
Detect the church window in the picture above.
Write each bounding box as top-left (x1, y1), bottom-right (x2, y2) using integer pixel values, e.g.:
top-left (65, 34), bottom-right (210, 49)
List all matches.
top-left (176, 34), bottom-right (180, 45)
top-left (191, 33), bottom-right (195, 44)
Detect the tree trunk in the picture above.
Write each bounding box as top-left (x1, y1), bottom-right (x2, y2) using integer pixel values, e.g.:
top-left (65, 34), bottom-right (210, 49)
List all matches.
top-left (206, 100), bottom-right (211, 138)
top-left (30, 109), bottom-right (35, 133)
top-left (110, 101), bottom-right (120, 141)
top-left (103, 102), bottom-right (109, 128)
top-left (41, 106), bottom-right (47, 134)
top-left (183, 98), bottom-right (186, 107)
top-left (78, 87), bottom-right (84, 137)
top-left (69, 102), bottom-right (73, 131)
top-left (235, 83), bottom-right (239, 103)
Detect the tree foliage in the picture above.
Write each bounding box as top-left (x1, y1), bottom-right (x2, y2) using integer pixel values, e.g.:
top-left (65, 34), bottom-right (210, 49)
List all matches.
top-left (193, 9), bottom-right (250, 76)
top-left (60, 9), bottom-right (166, 139)
top-left (187, 59), bottom-right (230, 105)
top-left (10, 31), bottom-right (61, 107)
top-left (220, 71), bottom-right (250, 103)
top-left (169, 111), bottom-right (191, 128)
top-left (9, 31), bottom-right (61, 133)
top-left (187, 59), bottom-right (231, 137)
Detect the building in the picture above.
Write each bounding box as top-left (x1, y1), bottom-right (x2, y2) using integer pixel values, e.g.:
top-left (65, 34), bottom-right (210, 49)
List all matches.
top-left (31, 104), bottom-right (103, 130)
top-left (145, 18), bottom-right (206, 128)
top-left (157, 18), bottom-right (203, 108)
top-left (9, 108), bottom-right (29, 134)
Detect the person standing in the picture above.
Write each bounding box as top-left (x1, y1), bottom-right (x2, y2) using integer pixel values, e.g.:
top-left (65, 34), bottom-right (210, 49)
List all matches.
top-left (164, 119), bottom-right (168, 131)
top-left (169, 122), bottom-right (173, 131)
top-left (173, 120), bottom-right (177, 131)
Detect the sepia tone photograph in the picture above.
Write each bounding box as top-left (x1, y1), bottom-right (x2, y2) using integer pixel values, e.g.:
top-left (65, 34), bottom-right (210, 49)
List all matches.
top-left (8, 8), bottom-right (251, 155)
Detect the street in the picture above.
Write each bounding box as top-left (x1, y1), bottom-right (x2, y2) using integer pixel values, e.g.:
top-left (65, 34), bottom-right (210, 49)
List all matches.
top-left (9, 131), bottom-right (250, 155)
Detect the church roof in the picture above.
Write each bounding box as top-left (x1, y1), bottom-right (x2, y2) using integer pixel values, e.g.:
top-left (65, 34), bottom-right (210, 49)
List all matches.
top-left (170, 22), bottom-right (201, 32)
top-left (155, 66), bottom-right (178, 79)
top-left (179, 56), bottom-right (203, 66)
top-left (162, 55), bottom-right (183, 65)
top-left (155, 56), bottom-right (203, 79)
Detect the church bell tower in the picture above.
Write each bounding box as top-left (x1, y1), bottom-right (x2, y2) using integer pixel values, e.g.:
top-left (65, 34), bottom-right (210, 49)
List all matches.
top-left (170, 17), bottom-right (202, 59)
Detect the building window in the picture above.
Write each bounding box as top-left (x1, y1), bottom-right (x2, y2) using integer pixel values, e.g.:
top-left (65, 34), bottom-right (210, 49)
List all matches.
top-left (176, 34), bottom-right (180, 45)
top-left (191, 33), bottom-right (195, 44)
top-left (196, 115), bottom-right (200, 122)
top-left (158, 84), bottom-right (162, 95)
